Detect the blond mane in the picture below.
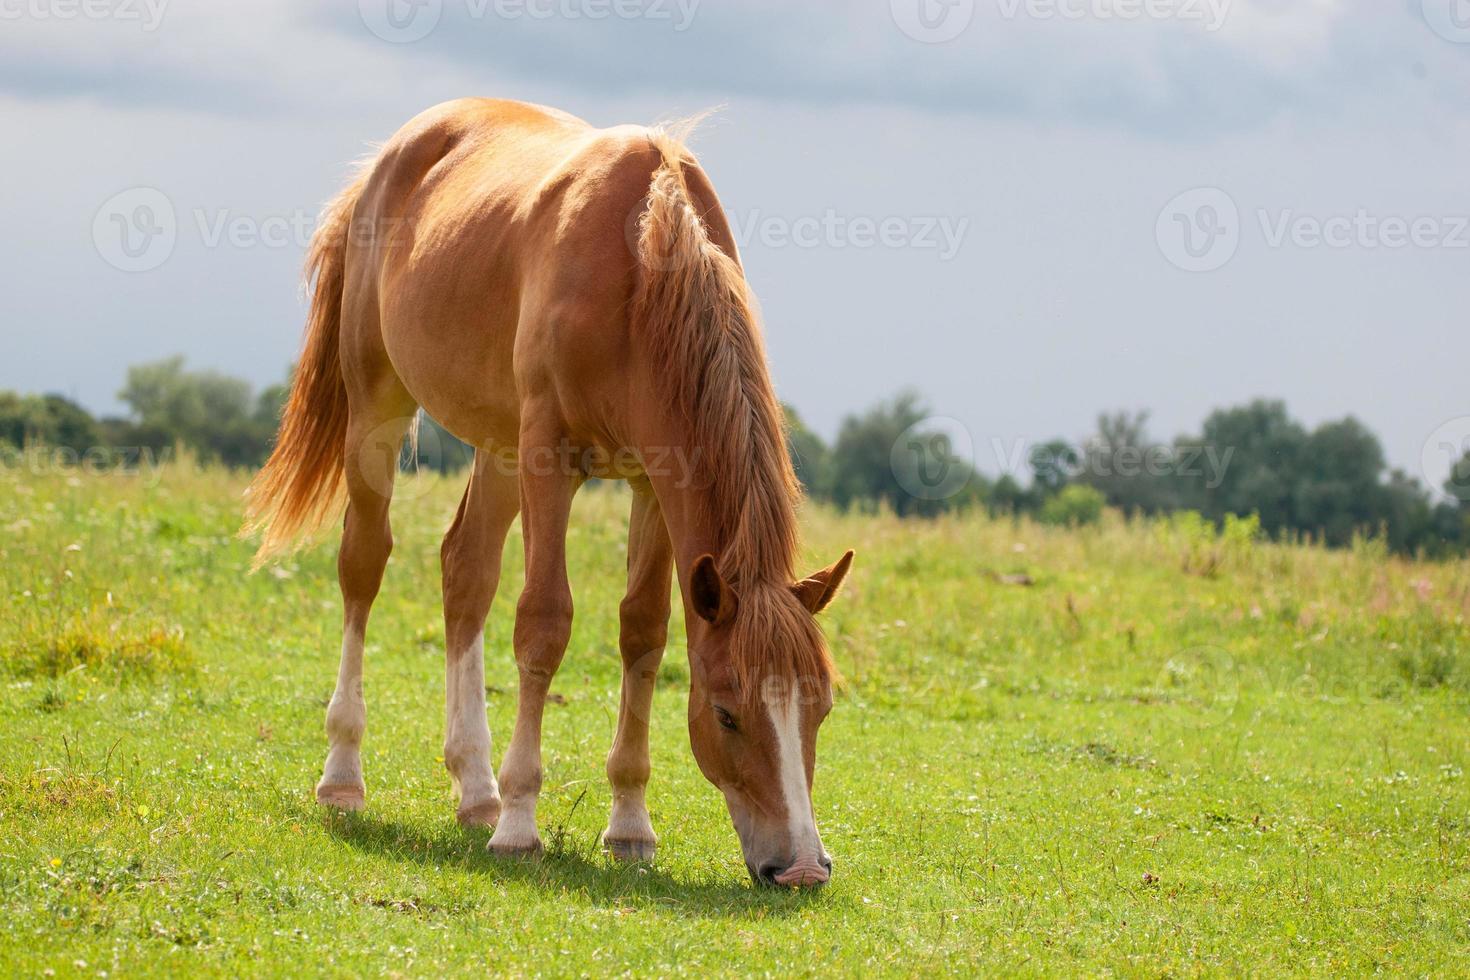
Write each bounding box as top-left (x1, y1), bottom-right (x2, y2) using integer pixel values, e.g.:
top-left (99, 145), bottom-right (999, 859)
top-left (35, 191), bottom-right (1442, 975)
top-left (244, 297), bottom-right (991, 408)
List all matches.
top-left (633, 122), bottom-right (832, 695)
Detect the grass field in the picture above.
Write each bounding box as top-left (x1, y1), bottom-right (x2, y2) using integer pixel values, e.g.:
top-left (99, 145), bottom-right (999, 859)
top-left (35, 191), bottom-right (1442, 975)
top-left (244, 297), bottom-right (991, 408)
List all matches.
top-left (2, 462), bottom-right (1468, 976)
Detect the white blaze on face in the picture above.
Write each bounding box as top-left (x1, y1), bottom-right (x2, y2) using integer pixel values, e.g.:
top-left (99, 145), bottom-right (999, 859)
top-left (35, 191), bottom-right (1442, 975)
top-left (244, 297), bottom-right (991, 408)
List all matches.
top-left (767, 695), bottom-right (823, 866)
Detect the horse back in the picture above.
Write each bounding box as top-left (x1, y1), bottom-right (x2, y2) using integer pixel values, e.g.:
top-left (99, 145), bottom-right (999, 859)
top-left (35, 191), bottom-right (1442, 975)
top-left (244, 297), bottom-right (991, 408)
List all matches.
top-left (346, 98), bottom-right (689, 453)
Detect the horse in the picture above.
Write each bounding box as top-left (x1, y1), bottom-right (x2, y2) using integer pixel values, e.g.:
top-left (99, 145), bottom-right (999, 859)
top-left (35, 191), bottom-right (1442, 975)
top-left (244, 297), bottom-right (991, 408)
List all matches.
top-left (243, 99), bottom-right (854, 888)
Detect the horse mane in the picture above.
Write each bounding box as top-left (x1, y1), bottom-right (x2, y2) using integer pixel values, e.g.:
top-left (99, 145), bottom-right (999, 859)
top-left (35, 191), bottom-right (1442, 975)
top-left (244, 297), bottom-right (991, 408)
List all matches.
top-left (633, 121), bottom-right (832, 697)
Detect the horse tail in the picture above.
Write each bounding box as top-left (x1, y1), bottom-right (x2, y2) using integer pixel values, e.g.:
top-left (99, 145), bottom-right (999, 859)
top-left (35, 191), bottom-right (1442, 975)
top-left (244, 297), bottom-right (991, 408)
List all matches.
top-left (241, 168), bottom-right (368, 567)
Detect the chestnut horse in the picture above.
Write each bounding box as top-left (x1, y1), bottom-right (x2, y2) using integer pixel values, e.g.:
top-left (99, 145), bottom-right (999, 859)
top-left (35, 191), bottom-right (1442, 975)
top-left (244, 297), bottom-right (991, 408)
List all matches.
top-left (244, 99), bottom-right (853, 887)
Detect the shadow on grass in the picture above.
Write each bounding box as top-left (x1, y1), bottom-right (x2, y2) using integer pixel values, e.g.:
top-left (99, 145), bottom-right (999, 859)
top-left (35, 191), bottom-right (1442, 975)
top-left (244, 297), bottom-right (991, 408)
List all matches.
top-left (312, 804), bottom-right (827, 919)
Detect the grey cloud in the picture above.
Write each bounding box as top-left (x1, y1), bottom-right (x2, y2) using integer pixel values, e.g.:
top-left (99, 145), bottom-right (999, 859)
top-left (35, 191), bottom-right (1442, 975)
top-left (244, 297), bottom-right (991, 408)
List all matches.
top-left (307, 0), bottom-right (1470, 136)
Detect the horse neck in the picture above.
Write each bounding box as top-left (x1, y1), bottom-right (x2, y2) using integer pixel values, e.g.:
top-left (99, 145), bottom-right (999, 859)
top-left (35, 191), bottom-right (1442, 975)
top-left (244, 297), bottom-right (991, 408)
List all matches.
top-left (640, 409), bottom-right (799, 596)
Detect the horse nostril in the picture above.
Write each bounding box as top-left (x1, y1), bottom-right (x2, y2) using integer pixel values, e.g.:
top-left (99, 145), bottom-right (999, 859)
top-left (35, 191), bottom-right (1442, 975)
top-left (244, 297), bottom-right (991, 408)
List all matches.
top-left (758, 862), bottom-right (784, 885)
top-left (820, 856), bottom-right (833, 875)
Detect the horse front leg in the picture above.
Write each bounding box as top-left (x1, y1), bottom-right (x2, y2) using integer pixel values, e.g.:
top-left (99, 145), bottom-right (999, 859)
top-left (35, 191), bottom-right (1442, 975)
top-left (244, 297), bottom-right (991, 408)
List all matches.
top-left (601, 485), bottom-right (672, 862)
top-left (487, 425), bottom-right (580, 856)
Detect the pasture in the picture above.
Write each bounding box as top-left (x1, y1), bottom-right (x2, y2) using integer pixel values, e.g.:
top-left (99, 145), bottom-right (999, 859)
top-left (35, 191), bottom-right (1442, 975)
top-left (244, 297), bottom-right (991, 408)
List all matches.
top-left (2, 462), bottom-right (1467, 975)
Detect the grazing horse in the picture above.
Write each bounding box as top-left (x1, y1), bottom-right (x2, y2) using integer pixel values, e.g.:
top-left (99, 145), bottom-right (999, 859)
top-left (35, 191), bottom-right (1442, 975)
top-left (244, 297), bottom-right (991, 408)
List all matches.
top-left (244, 99), bottom-right (854, 887)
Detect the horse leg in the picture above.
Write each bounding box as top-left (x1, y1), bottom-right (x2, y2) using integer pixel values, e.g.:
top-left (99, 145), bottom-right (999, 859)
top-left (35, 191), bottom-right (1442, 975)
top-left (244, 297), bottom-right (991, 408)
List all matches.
top-left (488, 422), bottom-right (580, 855)
top-left (316, 405), bottom-right (414, 810)
top-left (601, 486), bottom-right (672, 862)
top-left (441, 453), bottom-right (520, 827)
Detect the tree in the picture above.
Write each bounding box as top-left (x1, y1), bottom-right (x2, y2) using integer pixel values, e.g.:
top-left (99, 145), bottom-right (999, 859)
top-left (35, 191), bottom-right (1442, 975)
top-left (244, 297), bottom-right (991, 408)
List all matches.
top-left (0, 393), bottom-right (102, 452)
top-left (1028, 439), bottom-right (1078, 496)
top-left (117, 356), bottom-right (276, 466)
top-left (1080, 410), bottom-right (1179, 516)
top-left (987, 473), bottom-right (1033, 516)
top-left (783, 403), bottom-right (830, 497)
top-left (1176, 400), bottom-right (1305, 534)
top-left (1292, 416), bottom-right (1386, 548)
top-left (1447, 449), bottom-right (1470, 509)
top-left (826, 392), bottom-right (974, 517)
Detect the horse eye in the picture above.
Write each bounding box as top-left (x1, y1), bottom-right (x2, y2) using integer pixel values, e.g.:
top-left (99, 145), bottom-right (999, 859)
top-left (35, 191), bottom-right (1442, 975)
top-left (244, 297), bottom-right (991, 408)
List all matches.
top-left (715, 708), bottom-right (739, 732)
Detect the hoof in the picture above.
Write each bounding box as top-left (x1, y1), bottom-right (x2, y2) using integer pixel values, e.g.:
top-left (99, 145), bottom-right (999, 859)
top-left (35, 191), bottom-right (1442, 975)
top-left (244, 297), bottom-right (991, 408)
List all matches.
top-left (315, 782), bottom-right (365, 811)
top-left (487, 836), bottom-right (544, 858)
top-left (456, 797), bottom-right (501, 829)
top-left (601, 834), bottom-right (657, 863)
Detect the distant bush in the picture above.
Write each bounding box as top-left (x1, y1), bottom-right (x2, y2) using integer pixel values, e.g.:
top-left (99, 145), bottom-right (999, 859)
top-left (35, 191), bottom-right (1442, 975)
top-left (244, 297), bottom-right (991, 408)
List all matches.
top-left (114, 356), bottom-right (283, 467)
top-left (1038, 485), bottom-right (1105, 527)
top-left (1163, 510), bottom-right (1262, 576)
top-left (0, 392), bottom-right (102, 452)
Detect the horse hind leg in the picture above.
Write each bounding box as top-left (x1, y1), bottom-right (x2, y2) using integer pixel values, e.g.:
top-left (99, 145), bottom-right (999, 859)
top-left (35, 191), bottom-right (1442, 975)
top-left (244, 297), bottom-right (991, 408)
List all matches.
top-left (441, 454), bottom-right (520, 827)
top-left (316, 397), bottom-right (416, 811)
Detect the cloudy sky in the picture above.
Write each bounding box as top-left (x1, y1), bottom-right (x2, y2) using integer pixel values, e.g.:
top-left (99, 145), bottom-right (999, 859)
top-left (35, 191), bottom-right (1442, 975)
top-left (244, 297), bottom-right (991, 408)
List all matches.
top-left (2, 0), bottom-right (1468, 489)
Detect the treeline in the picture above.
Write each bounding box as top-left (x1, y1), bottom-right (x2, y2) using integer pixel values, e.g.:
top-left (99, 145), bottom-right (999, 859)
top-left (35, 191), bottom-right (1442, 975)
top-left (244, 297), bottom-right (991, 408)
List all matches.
top-left (3, 359), bottom-right (1467, 557)
top-left (1, 357), bottom-right (287, 468)
top-left (789, 393), bottom-right (1470, 557)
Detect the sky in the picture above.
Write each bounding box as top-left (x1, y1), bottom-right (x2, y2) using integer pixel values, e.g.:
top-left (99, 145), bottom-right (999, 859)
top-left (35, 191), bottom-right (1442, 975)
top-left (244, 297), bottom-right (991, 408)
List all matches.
top-left (1, 0), bottom-right (1468, 491)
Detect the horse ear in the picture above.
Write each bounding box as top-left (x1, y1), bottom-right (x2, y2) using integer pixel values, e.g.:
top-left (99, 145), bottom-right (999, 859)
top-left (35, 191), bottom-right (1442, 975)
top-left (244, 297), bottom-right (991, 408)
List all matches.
top-left (690, 554), bottom-right (738, 626)
top-left (792, 550), bottom-right (855, 615)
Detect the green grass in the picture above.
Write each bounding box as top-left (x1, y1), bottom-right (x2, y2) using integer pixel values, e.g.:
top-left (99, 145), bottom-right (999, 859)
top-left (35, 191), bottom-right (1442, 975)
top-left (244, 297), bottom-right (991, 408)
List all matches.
top-left (1, 463), bottom-right (1467, 976)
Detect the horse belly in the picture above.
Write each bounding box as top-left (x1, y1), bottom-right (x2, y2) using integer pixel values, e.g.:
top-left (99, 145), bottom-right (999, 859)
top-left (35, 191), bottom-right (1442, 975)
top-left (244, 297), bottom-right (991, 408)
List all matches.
top-left (376, 221), bottom-right (524, 452)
